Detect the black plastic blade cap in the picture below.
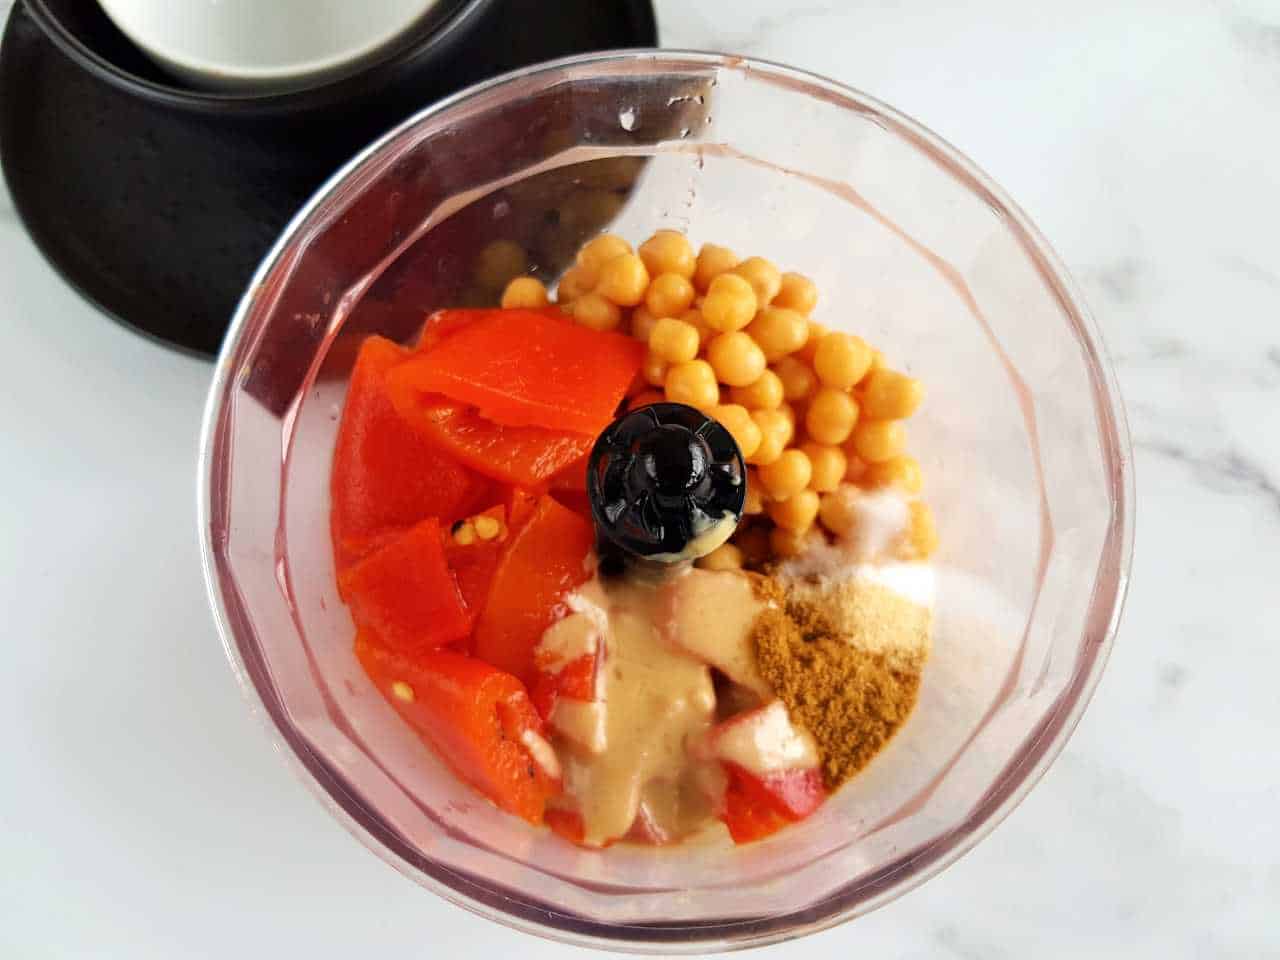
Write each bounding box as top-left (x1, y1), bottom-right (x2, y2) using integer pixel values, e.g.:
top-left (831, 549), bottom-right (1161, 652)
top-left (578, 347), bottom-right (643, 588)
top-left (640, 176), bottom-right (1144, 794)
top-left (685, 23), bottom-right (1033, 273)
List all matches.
top-left (586, 402), bottom-right (745, 562)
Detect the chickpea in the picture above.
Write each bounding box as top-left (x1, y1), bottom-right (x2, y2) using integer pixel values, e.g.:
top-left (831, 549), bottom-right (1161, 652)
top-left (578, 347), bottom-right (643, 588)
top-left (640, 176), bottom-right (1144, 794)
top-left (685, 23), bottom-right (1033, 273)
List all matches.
top-left (813, 333), bottom-right (873, 389)
top-left (796, 321), bottom-right (827, 364)
top-left (818, 486), bottom-right (859, 538)
top-left (774, 272), bottom-right (818, 314)
top-left (694, 242), bottom-right (740, 292)
top-left (907, 500), bottom-right (939, 559)
top-left (576, 233), bottom-right (632, 284)
top-left (844, 455), bottom-right (868, 484)
top-left (711, 404), bottom-right (762, 460)
top-left (642, 351), bottom-right (669, 387)
top-left (735, 524), bottom-right (772, 564)
top-left (777, 402), bottom-right (797, 433)
top-left (595, 253), bottom-right (650, 307)
top-left (769, 524), bottom-right (810, 558)
top-left (851, 419), bottom-right (906, 463)
top-left (628, 389), bottom-right (665, 411)
top-left (702, 273), bottom-right (758, 333)
top-left (707, 331), bottom-right (767, 387)
top-left (806, 387), bottom-right (858, 445)
top-left (731, 256), bottom-right (782, 306)
top-left (645, 272), bottom-right (697, 318)
top-left (630, 304), bottom-right (659, 342)
top-left (860, 368), bottom-right (925, 420)
top-left (697, 542), bottom-right (744, 571)
top-left (748, 408), bottom-right (792, 466)
top-left (680, 307), bottom-right (717, 346)
top-left (746, 306), bottom-right (810, 361)
top-left (639, 230), bottom-right (697, 279)
top-left (772, 355), bottom-right (816, 403)
top-left (801, 442), bottom-right (847, 493)
top-left (729, 369), bottom-right (784, 410)
top-left (768, 489), bottom-right (820, 533)
top-left (759, 449), bottom-right (813, 500)
top-left (664, 359), bottom-right (720, 410)
top-left (861, 455), bottom-right (923, 494)
top-left (556, 265), bottom-right (592, 303)
top-left (743, 469), bottom-right (765, 515)
top-left (571, 292), bottom-right (622, 331)
top-left (500, 276), bottom-right (549, 309)
top-left (649, 317), bottom-right (701, 364)
top-left (473, 240), bottom-right (527, 290)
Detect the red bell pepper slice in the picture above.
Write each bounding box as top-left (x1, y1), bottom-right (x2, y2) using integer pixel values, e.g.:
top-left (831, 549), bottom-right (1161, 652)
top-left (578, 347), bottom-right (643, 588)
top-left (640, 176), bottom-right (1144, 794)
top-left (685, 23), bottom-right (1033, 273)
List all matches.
top-left (414, 307), bottom-right (567, 352)
top-left (530, 652), bottom-right (598, 721)
top-left (441, 505), bottom-right (509, 651)
top-left (443, 537), bottom-right (502, 624)
top-left (388, 309), bottom-right (644, 435)
top-left (472, 496), bottom-right (595, 685)
top-left (550, 490), bottom-right (593, 524)
top-left (385, 390), bottom-right (593, 490)
top-left (721, 768), bottom-right (792, 843)
top-left (355, 637), bottom-right (559, 824)
top-left (720, 764), bottom-right (826, 844)
top-left (338, 517), bottom-right (472, 656)
top-left (330, 336), bottom-right (490, 570)
top-left (549, 452), bottom-right (589, 494)
top-left (502, 486), bottom-right (538, 532)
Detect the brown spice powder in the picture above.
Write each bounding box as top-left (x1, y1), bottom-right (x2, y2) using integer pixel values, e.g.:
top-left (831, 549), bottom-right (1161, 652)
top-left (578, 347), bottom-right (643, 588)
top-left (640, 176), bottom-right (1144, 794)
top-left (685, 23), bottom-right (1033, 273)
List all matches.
top-left (751, 577), bottom-right (922, 790)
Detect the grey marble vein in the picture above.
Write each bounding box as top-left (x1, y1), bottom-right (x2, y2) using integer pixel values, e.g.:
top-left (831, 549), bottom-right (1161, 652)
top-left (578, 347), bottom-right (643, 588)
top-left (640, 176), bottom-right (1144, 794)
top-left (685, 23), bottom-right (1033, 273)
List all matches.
top-left (1220, 254), bottom-right (1280, 291)
top-left (1137, 438), bottom-right (1280, 514)
top-left (1086, 256), bottom-right (1146, 305)
top-left (1229, 12), bottom-right (1280, 62)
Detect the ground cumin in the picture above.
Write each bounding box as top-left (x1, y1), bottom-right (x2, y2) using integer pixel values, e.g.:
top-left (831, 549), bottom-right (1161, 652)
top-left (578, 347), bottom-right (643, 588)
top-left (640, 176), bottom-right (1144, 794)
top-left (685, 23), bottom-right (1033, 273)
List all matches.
top-left (751, 577), bottom-right (923, 790)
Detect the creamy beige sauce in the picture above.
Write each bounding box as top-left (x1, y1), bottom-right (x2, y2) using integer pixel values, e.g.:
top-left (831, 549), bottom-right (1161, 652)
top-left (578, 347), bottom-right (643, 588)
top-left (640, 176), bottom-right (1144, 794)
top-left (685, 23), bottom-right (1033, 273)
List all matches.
top-left (547, 567), bottom-right (764, 847)
top-left (713, 700), bottom-right (820, 776)
top-left (549, 697), bottom-right (607, 754)
top-left (662, 568), bottom-right (771, 697)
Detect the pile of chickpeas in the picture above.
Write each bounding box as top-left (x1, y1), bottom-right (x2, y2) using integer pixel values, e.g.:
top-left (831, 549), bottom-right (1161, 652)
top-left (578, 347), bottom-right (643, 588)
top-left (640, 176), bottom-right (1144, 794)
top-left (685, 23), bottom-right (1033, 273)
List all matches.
top-left (497, 230), bottom-right (937, 567)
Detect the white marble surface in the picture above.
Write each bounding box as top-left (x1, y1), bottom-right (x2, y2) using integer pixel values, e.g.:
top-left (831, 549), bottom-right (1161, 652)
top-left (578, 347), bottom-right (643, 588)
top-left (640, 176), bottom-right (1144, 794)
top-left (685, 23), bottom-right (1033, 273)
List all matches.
top-left (2, 0), bottom-right (1278, 956)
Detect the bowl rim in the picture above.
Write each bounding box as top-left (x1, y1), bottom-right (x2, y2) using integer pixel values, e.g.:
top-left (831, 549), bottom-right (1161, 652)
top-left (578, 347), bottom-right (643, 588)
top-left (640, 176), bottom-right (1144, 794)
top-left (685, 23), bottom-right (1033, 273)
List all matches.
top-left (23, 0), bottom-right (494, 114)
top-left (197, 48), bottom-right (1135, 952)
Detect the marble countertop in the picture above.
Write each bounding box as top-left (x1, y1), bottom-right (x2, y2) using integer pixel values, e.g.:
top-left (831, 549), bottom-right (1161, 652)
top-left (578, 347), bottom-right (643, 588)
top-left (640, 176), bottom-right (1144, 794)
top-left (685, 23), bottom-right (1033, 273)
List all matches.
top-left (2, 1), bottom-right (1277, 956)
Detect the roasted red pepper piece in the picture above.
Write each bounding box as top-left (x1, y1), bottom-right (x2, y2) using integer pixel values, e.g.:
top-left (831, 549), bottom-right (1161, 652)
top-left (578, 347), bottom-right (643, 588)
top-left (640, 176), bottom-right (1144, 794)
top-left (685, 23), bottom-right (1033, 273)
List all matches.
top-left (720, 764), bottom-right (826, 844)
top-left (355, 637), bottom-right (559, 824)
top-left (550, 489), bottom-right (593, 524)
top-left (502, 487), bottom-right (539, 532)
top-left (388, 309), bottom-right (644, 435)
top-left (443, 537), bottom-right (502, 622)
top-left (441, 507), bottom-right (507, 650)
top-left (338, 518), bottom-right (472, 655)
top-left (472, 496), bottom-right (594, 685)
top-left (530, 652), bottom-right (598, 721)
top-left (385, 390), bottom-right (593, 490)
top-left (330, 336), bottom-right (489, 570)
top-left (721, 769), bottom-right (792, 843)
top-left (415, 307), bottom-right (567, 352)
top-left (549, 452), bottom-right (589, 494)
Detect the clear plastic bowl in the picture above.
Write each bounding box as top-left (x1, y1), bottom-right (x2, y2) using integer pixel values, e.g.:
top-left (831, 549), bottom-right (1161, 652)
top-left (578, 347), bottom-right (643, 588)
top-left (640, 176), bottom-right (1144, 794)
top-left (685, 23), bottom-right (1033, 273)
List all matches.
top-left (198, 51), bottom-right (1134, 952)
